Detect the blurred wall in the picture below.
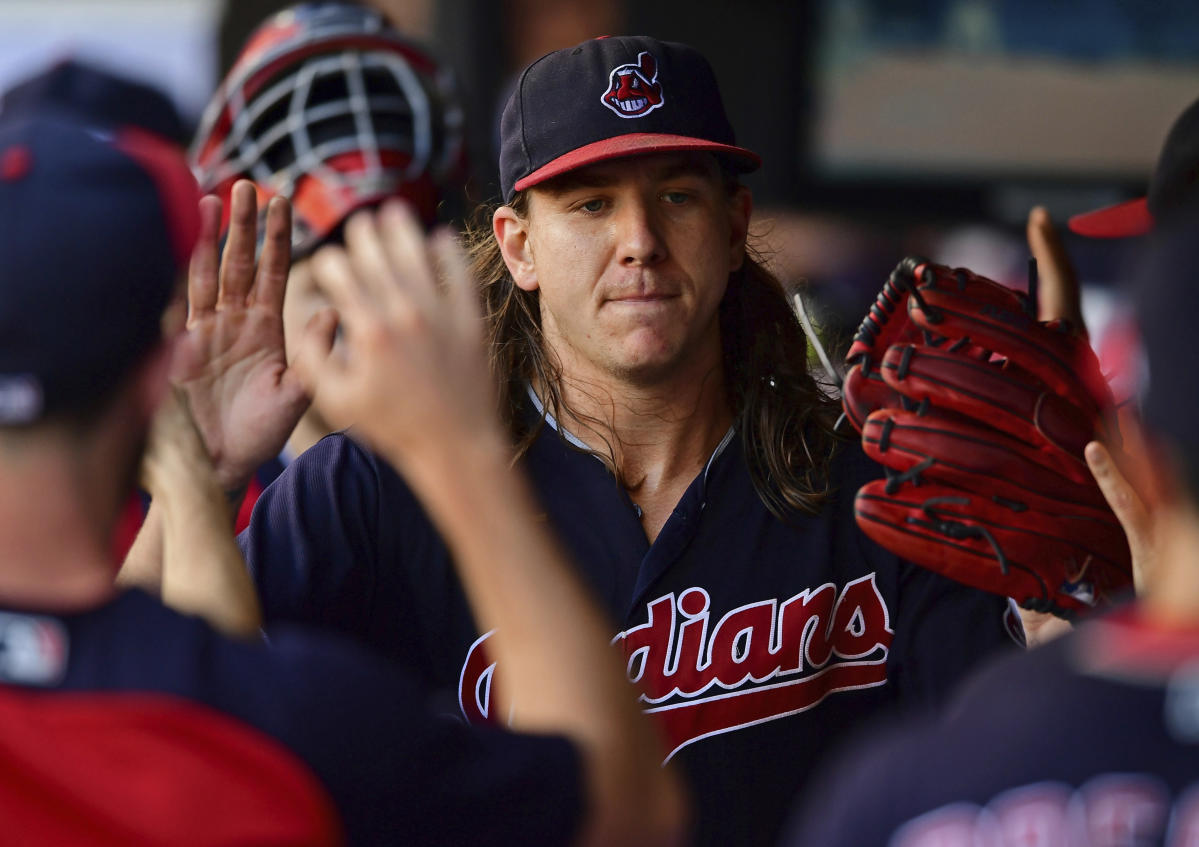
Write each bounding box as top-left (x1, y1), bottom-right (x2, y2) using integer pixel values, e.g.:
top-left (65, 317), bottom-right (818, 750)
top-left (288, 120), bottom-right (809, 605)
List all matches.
top-left (0, 0), bottom-right (218, 124)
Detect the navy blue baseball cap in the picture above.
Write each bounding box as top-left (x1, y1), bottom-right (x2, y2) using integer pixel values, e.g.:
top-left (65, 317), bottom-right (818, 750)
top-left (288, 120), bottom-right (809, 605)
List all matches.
top-left (1069, 95), bottom-right (1199, 238)
top-left (1134, 204), bottom-right (1199, 469)
top-left (0, 60), bottom-right (200, 424)
top-left (498, 35), bottom-right (760, 203)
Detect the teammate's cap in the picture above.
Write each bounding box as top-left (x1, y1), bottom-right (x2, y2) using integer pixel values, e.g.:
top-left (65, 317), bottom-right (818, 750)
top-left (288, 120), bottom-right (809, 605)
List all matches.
top-left (498, 35), bottom-right (760, 203)
top-left (0, 60), bottom-right (199, 424)
top-left (191, 2), bottom-right (466, 257)
top-left (1069, 95), bottom-right (1199, 238)
top-left (1135, 204), bottom-right (1199, 452)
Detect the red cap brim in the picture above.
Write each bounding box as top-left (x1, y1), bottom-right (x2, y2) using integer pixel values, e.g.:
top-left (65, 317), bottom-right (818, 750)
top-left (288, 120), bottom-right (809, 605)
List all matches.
top-left (1067, 197), bottom-right (1153, 238)
top-left (513, 132), bottom-right (761, 193)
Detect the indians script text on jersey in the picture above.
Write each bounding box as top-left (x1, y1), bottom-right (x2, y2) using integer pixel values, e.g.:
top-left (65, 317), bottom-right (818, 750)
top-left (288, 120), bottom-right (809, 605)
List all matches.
top-left (460, 573), bottom-right (894, 760)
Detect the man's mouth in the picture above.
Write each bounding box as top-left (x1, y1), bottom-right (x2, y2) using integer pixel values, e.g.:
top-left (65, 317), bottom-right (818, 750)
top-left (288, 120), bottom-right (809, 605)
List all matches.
top-left (607, 291), bottom-right (678, 305)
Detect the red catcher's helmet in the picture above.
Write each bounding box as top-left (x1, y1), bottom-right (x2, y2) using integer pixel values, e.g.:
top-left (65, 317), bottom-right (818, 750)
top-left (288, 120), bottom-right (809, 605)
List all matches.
top-left (190, 2), bottom-right (466, 256)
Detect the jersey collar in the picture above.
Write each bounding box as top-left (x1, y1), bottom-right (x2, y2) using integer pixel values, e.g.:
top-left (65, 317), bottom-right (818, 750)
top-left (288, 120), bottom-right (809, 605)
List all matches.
top-left (526, 381), bottom-right (736, 489)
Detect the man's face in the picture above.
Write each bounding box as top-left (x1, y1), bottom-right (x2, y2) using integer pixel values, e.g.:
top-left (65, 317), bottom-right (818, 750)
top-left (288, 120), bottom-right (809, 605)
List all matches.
top-left (499, 152), bottom-right (751, 386)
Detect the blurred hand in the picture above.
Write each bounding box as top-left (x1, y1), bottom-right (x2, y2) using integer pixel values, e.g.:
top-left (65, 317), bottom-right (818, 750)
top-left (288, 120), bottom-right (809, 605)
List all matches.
top-left (172, 181), bottom-right (310, 492)
top-left (1027, 206), bottom-right (1085, 329)
top-left (1026, 206), bottom-right (1156, 601)
top-left (293, 201), bottom-right (501, 467)
top-left (1085, 412), bottom-right (1159, 596)
top-left (1020, 208), bottom-right (1089, 641)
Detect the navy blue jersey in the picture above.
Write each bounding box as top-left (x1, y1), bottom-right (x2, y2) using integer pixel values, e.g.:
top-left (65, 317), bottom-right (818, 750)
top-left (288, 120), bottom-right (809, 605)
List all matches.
top-left (2, 589), bottom-right (582, 847)
top-left (241, 417), bottom-right (1017, 845)
top-left (784, 606), bottom-right (1199, 847)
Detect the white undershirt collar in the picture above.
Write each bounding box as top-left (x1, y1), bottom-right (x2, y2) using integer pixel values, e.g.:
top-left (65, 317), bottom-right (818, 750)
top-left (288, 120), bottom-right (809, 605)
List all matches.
top-left (526, 382), bottom-right (735, 483)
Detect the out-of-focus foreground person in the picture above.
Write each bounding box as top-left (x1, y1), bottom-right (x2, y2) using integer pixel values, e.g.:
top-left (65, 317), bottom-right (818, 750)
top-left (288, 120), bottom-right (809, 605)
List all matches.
top-left (782, 209), bottom-right (1199, 847)
top-left (0, 60), bottom-right (683, 847)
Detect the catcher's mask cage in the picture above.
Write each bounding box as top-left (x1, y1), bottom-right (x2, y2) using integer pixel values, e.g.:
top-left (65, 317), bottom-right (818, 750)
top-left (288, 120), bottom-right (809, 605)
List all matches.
top-left (190, 2), bottom-right (466, 256)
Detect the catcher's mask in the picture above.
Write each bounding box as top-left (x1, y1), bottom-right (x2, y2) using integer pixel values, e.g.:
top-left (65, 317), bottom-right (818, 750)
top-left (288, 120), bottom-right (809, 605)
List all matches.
top-left (190, 2), bottom-right (466, 257)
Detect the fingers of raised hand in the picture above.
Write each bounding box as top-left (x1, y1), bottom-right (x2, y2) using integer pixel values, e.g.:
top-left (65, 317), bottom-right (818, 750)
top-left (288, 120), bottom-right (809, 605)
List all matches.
top-left (218, 180), bottom-right (260, 307)
top-left (377, 200), bottom-right (441, 306)
top-left (188, 196), bottom-right (223, 322)
top-left (290, 308), bottom-right (343, 407)
top-left (1085, 439), bottom-right (1152, 593)
top-left (337, 200), bottom-right (439, 320)
top-left (1086, 441), bottom-right (1146, 524)
top-left (311, 203), bottom-right (480, 369)
top-left (429, 226), bottom-right (483, 339)
top-left (253, 196), bottom-right (292, 312)
top-left (343, 201), bottom-right (470, 335)
top-left (310, 244), bottom-right (375, 339)
top-left (1027, 206), bottom-right (1085, 330)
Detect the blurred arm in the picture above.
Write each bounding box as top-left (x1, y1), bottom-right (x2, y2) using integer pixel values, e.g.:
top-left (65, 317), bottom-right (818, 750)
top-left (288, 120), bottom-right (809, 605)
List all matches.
top-left (294, 203), bottom-right (687, 847)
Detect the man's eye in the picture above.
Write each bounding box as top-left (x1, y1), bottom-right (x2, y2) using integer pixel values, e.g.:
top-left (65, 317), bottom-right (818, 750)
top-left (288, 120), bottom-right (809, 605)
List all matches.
top-left (580, 199), bottom-right (605, 213)
top-left (662, 191), bottom-right (689, 204)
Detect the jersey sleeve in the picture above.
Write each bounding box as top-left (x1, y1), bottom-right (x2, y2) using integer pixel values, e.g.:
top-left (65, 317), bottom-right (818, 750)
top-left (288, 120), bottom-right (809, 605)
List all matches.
top-left (886, 562), bottom-right (1022, 712)
top-left (263, 627), bottom-right (586, 847)
top-left (238, 434), bottom-right (388, 640)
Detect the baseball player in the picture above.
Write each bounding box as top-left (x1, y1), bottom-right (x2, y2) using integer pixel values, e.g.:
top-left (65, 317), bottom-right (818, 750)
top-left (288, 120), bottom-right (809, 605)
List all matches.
top-left (1, 60), bottom-right (684, 846)
top-left (1063, 90), bottom-right (1199, 602)
top-left (781, 207), bottom-right (1199, 847)
top-left (162, 36), bottom-right (1019, 845)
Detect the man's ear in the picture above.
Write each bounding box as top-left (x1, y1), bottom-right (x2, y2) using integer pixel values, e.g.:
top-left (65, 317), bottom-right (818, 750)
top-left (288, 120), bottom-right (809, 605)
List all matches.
top-left (728, 185), bottom-right (752, 272)
top-left (494, 205), bottom-right (539, 292)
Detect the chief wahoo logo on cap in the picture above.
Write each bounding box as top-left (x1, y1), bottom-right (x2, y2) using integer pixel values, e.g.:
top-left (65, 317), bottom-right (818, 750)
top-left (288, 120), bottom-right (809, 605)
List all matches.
top-left (601, 51), bottom-right (664, 119)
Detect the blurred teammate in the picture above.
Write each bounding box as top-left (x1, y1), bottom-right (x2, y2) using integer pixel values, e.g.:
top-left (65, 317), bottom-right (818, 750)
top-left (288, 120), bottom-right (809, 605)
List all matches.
top-left (3, 59), bottom-right (682, 847)
top-left (782, 208), bottom-right (1199, 847)
top-left (1068, 93), bottom-right (1199, 239)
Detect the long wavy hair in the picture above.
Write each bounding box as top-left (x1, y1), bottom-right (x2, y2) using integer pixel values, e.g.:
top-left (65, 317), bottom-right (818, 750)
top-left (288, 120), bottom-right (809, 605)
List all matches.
top-left (464, 184), bottom-right (843, 520)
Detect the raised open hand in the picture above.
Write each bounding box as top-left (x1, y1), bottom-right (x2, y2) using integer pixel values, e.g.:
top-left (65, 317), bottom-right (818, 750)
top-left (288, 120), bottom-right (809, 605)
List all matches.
top-left (172, 180), bottom-right (310, 492)
top-left (292, 200), bottom-right (500, 470)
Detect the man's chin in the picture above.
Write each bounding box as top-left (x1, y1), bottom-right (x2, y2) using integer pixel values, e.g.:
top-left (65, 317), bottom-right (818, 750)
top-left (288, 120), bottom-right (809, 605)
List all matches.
top-left (608, 347), bottom-right (690, 386)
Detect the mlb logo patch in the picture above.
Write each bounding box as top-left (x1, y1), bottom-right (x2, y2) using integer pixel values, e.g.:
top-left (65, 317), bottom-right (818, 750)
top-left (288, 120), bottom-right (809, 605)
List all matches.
top-left (601, 51), bottom-right (664, 118)
top-left (0, 612), bottom-right (68, 685)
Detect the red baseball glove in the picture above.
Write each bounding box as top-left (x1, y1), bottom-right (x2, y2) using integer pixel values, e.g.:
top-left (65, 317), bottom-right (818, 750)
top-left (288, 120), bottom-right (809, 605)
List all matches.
top-left (842, 257), bottom-right (1133, 618)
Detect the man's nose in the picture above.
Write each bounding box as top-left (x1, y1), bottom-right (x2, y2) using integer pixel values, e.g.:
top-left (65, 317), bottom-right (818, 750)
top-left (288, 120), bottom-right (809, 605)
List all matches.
top-left (615, 198), bottom-right (666, 267)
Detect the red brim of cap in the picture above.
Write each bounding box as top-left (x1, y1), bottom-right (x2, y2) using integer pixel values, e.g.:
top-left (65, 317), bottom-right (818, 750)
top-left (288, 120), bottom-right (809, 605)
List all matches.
top-left (513, 133), bottom-right (762, 193)
top-left (1067, 196), bottom-right (1153, 238)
